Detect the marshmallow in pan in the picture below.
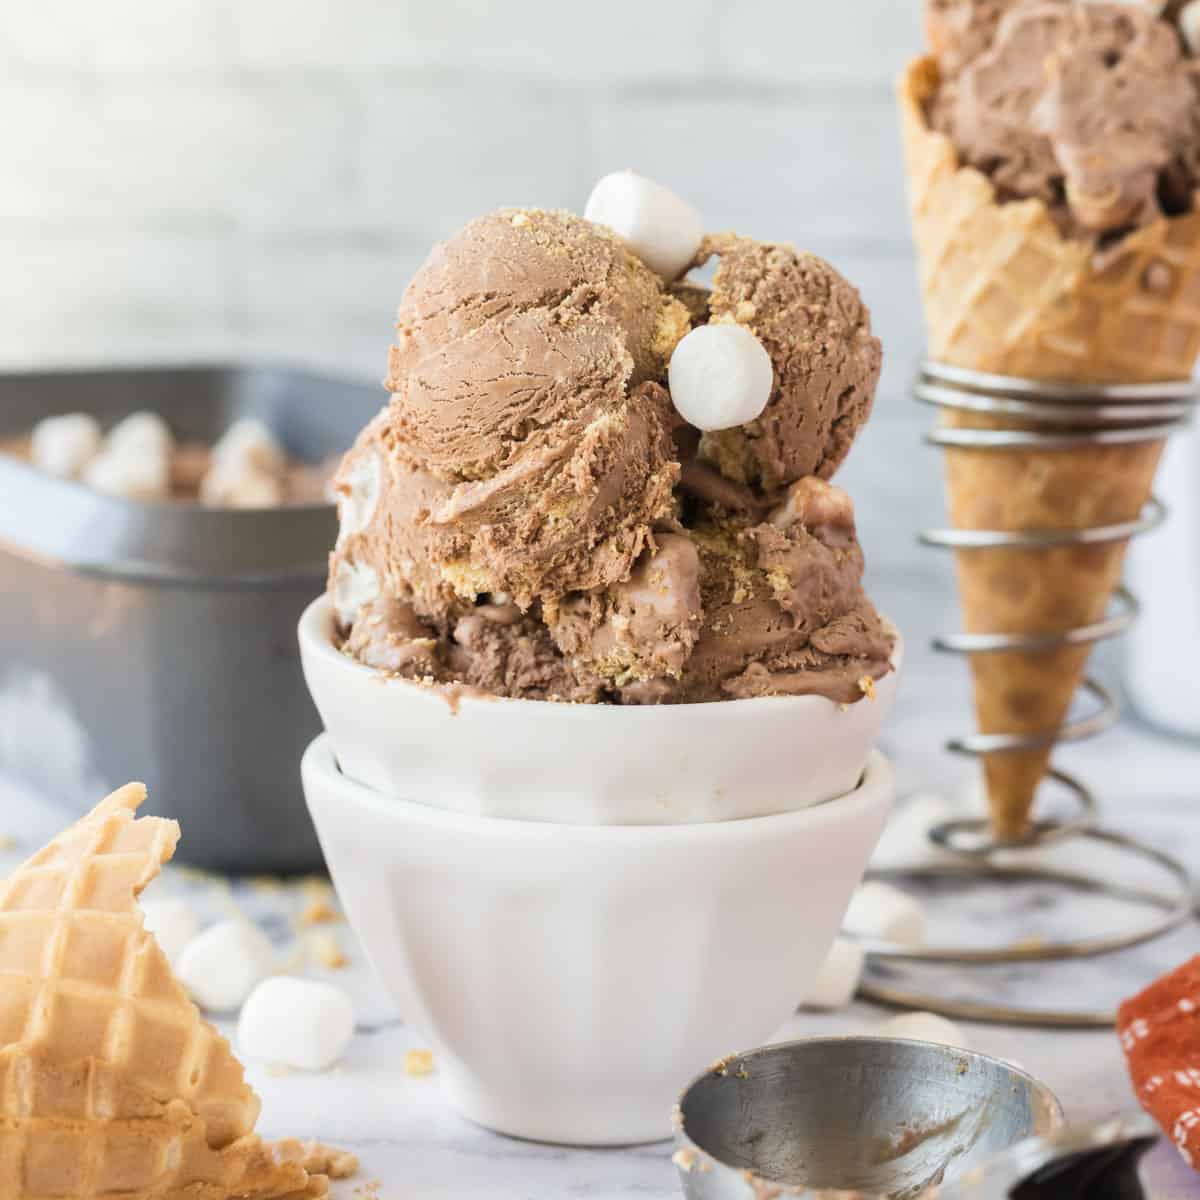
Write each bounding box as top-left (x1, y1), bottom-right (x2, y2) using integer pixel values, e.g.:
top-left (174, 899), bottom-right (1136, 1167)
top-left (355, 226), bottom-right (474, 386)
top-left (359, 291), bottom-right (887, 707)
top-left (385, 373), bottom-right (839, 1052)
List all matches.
top-left (876, 1011), bottom-right (969, 1051)
top-left (200, 464), bottom-right (284, 509)
top-left (83, 447), bottom-right (170, 501)
top-left (238, 977), bottom-right (355, 1071)
top-left (177, 918), bottom-right (276, 1013)
top-left (584, 170), bottom-right (703, 280)
top-left (802, 937), bottom-right (865, 1011)
top-left (30, 413), bottom-right (101, 479)
top-left (668, 323), bottom-right (774, 432)
top-left (842, 881), bottom-right (926, 947)
top-left (200, 418), bottom-right (287, 508)
top-left (140, 897), bottom-right (201, 966)
top-left (211, 418), bottom-right (286, 476)
top-left (106, 411), bottom-right (174, 457)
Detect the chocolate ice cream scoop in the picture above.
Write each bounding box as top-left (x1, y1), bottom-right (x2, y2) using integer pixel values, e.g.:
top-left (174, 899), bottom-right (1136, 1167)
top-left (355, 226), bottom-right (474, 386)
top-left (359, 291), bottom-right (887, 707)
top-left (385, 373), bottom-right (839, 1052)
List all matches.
top-left (328, 194), bottom-right (892, 705)
top-left (386, 208), bottom-right (690, 482)
top-left (687, 234), bottom-right (882, 492)
top-left (332, 379), bottom-right (680, 621)
top-left (928, 0), bottom-right (1200, 238)
top-left (673, 479), bottom-right (892, 705)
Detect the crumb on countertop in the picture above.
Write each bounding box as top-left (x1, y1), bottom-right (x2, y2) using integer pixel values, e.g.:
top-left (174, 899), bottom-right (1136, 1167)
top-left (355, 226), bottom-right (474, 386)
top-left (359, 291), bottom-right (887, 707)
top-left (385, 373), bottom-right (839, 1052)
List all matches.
top-left (404, 1049), bottom-right (435, 1077)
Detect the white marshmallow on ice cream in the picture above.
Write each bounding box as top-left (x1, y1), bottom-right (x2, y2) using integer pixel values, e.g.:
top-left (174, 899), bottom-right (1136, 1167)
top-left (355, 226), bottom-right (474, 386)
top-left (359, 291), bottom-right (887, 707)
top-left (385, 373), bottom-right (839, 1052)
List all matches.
top-left (336, 452), bottom-right (382, 543)
top-left (668, 323), bottom-right (774, 432)
top-left (238, 977), bottom-right (356, 1071)
top-left (30, 413), bottom-right (101, 479)
top-left (801, 937), bottom-right (865, 1011)
top-left (876, 1011), bottom-right (969, 1050)
top-left (584, 170), bottom-right (703, 280)
top-left (1180, 1), bottom-right (1200, 53)
top-left (140, 897), bottom-right (201, 966)
top-left (83, 447), bottom-right (170, 501)
top-left (842, 881), bottom-right (926, 947)
top-left (333, 560), bottom-right (380, 628)
top-left (177, 918), bottom-right (275, 1013)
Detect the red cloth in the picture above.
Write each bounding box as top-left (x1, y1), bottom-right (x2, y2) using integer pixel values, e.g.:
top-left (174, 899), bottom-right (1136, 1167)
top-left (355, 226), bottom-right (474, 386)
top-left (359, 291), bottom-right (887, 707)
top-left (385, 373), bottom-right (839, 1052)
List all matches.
top-left (1118, 955), bottom-right (1200, 1170)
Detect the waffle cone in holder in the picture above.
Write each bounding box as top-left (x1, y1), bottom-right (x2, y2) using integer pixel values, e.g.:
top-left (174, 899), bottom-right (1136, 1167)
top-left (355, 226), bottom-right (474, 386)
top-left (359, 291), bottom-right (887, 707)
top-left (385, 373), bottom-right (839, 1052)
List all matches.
top-left (0, 786), bottom-right (331, 1200)
top-left (899, 56), bottom-right (1200, 839)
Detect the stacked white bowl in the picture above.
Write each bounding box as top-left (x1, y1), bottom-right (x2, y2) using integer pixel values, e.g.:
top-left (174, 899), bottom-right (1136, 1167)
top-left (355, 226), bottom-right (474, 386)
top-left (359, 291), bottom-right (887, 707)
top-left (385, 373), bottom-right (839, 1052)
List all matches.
top-left (299, 595), bottom-right (899, 1145)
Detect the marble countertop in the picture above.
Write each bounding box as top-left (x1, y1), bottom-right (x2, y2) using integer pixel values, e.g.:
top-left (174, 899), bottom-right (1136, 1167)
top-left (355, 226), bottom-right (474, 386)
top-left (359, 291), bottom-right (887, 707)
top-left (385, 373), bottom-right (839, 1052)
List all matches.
top-left (2, 581), bottom-right (1199, 1199)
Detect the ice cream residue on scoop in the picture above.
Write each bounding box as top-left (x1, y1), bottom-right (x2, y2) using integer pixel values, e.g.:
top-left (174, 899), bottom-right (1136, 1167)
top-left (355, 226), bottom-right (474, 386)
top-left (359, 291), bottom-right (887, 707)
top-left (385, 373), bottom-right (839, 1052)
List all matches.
top-left (329, 202), bottom-right (890, 704)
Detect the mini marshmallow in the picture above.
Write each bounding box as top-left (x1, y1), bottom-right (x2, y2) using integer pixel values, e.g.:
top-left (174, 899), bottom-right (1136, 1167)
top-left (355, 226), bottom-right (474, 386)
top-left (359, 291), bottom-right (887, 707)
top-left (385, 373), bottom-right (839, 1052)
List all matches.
top-left (83, 447), bottom-right (170, 501)
top-left (200, 463), bottom-right (284, 509)
top-left (238, 977), bottom-right (355, 1071)
top-left (802, 937), bottom-right (865, 1011)
top-left (140, 897), bottom-right (201, 965)
top-left (332, 559), bottom-right (380, 628)
top-left (106, 411), bottom-right (174, 458)
top-left (337, 452), bottom-right (382, 543)
top-left (668, 324), bottom-right (774, 432)
top-left (30, 413), bottom-right (101, 479)
top-left (176, 918), bottom-right (275, 1014)
top-left (876, 1011), bottom-right (969, 1051)
top-left (212, 418), bottom-right (286, 477)
top-left (584, 170), bottom-right (703, 280)
top-left (843, 881), bottom-right (926, 947)
top-left (1180, 0), bottom-right (1200, 52)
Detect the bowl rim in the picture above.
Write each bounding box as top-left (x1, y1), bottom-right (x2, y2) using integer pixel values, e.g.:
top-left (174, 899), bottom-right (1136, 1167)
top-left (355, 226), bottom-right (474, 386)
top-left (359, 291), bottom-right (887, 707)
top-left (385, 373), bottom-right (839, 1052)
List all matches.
top-left (302, 733), bottom-right (893, 841)
top-left (298, 593), bottom-right (904, 718)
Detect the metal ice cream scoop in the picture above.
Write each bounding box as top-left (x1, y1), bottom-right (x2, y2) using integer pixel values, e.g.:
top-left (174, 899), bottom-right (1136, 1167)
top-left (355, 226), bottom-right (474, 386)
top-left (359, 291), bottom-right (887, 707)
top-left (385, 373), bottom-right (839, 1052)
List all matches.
top-left (672, 1038), bottom-right (1154, 1199)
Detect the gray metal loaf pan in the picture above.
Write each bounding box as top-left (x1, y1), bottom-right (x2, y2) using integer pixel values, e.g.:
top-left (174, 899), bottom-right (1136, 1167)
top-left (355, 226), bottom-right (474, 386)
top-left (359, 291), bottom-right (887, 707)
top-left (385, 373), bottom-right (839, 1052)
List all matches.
top-left (0, 366), bottom-right (382, 873)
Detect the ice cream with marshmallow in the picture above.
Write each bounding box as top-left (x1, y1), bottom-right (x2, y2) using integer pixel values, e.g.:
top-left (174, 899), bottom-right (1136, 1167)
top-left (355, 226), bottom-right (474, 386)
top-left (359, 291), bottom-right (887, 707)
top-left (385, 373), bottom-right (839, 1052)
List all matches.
top-left (329, 176), bottom-right (890, 704)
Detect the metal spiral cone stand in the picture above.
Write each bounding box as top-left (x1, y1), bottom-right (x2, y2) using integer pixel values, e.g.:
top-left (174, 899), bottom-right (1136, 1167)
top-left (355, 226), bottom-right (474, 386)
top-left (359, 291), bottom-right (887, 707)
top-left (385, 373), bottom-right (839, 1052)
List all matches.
top-left (857, 362), bottom-right (1197, 1028)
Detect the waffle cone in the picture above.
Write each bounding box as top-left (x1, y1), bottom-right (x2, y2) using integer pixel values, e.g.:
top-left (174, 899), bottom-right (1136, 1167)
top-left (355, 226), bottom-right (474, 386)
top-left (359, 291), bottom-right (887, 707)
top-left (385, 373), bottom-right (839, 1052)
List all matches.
top-left (899, 56), bottom-right (1200, 839)
top-left (0, 786), bottom-right (341, 1199)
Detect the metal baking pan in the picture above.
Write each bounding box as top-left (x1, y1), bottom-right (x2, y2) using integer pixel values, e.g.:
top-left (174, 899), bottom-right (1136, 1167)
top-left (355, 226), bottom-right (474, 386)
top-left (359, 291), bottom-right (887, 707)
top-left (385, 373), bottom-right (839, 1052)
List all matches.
top-left (0, 365), bottom-right (381, 873)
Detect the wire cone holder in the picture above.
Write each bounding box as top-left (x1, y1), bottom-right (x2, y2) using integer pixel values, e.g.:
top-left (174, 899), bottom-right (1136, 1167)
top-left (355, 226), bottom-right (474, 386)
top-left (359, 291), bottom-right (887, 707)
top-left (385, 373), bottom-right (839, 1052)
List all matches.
top-left (857, 362), bottom-right (1197, 1027)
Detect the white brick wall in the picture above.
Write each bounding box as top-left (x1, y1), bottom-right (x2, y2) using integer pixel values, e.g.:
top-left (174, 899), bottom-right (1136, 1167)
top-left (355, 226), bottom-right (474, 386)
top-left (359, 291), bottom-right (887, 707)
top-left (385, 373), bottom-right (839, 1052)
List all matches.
top-left (0, 0), bottom-right (939, 566)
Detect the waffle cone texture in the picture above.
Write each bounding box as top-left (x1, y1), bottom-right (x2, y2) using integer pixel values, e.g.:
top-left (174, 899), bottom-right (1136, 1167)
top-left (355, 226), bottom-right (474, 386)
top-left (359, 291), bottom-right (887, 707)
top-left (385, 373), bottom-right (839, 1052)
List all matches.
top-left (0, 785), bottom-right (334, 1200)
top-left (899, 56), bottom-right (1200, 839)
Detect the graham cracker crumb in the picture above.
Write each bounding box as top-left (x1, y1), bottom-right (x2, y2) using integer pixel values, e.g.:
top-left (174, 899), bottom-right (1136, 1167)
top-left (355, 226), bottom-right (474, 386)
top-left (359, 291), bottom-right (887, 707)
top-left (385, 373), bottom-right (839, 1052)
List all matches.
top-left (311, 930), bottom-right (349, 970)
top-left (858, 674), bottom-right (876, 701)
top-left (404, 1049), bottom-right (435, 1077)
top-left (673, 1148), bottom-right (698, 1172)
top-left (276, 1139), bottom-right (359, 1181)
top-left (301, 898), bottom-right (341, 926)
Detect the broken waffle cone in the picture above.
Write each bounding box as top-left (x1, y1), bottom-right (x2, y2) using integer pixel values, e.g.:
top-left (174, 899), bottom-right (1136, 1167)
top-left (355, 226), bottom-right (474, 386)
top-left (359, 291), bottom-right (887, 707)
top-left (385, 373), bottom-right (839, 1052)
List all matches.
top-left (899, 56), bottom-right (1200, 840)
top-left (0, 784), bottom-right (350, 1199)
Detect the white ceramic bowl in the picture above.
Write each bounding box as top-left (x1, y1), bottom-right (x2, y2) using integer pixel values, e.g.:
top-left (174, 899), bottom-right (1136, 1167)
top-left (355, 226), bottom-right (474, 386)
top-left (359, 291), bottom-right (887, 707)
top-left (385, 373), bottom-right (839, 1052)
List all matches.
top-left (302, 735), bottom-right (893, 1145)
top-left (298, 595), bottom-right (901, 823)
